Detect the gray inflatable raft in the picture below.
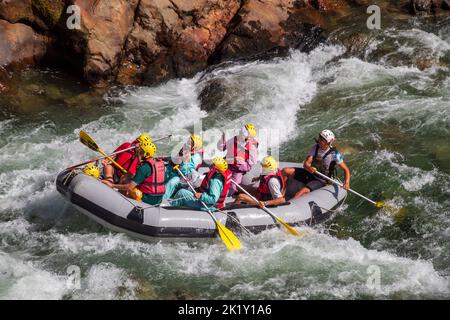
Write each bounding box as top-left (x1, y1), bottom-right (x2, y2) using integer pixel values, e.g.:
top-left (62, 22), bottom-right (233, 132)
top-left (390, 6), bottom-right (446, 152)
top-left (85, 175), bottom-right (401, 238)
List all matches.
top-left (56, 162), bottom-right (347, 242)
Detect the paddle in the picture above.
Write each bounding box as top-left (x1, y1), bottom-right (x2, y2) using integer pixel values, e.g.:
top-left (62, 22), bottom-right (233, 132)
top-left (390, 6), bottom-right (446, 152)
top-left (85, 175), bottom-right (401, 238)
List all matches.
top-left (70, 134), bottom-right (172, 171)
top-left (66, 145), bottom-right (135, 171)
top-left (79, 130), bottom-right (128, 173)
top-left (230, 179), bottom-right (302, 237)
top-left (313, 170), bottom-right (404, 215)
top-left (173, 165), bottom-right (241, 251)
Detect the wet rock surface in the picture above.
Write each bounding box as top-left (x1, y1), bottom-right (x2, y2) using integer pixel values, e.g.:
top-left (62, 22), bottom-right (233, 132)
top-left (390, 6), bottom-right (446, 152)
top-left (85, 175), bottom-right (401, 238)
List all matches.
top-left (0, 0), bottom-right (448, 90)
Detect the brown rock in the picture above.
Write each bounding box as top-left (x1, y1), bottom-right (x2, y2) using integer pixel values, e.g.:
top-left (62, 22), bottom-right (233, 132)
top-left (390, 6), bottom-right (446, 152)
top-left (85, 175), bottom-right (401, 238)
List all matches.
top-left (116, 0), bottom-right (241, 86)
top-left (309, 0), bottom-right (350, 12)
top-left (218, 0), bottom-right (340, 61)
top-left (0, 20), bottom-right (49, 69)
top-left (61, 0), bottom-right (140, 87)
top-left (0, 0), bottom-right (65, 30)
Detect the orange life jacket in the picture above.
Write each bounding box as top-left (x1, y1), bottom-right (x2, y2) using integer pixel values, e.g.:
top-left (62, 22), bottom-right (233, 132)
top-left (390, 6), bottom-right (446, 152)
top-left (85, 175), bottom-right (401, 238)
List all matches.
top-left (256, 169), bottom-right (285, 201)
top-left (199, 167), bottom-right (231, 209)
top-left (138, 158), bottom-right (166, 196)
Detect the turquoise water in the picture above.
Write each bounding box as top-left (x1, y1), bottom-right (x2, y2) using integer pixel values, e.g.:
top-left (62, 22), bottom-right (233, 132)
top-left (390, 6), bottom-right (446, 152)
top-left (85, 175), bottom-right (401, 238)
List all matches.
top-left (0, 19), bottom-right (449, 299)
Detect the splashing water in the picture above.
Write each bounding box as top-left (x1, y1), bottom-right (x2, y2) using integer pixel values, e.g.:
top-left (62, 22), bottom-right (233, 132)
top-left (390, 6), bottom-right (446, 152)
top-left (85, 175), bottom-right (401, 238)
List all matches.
top-left (1, 20), bottom-right (450, 299)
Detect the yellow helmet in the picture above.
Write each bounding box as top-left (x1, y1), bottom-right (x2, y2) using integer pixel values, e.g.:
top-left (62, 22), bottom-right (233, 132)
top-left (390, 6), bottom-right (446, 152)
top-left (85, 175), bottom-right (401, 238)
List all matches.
top-left (130, 187), bottom-right (143, 201)
top-left (141, 141), bottom-right (157, 158)
top-left (190, 134), bottom-right (203, 151)
top-left (83, 164), bottom-right (100, 178)
top-left (136, 133), bottom-right (152, 144)
top-left (261, 156), bottom-right (278, 172)
top-left (244, 123), bottom-right (257, 139)
top-left (212, 156), bottom-right (228, 173)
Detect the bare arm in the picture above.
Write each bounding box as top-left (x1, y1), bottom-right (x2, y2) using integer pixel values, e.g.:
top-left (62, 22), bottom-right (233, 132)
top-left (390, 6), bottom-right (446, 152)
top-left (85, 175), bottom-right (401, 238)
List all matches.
top-left (103, 180), bottom-right (137, 192)
top-left (262, 195), bottom-right (286, 207)
top-left (338, 161), bottom-right (351, 190)
top-left (303, 155), bottom-right (315, 174)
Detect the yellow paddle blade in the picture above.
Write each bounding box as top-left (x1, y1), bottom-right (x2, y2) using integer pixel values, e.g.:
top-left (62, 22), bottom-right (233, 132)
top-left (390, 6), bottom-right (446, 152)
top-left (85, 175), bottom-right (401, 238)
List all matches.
top-left (216, 221), bottom-right (241, 251)
top-left (79, 130), bottom-right (99, 151)
top-left (376, 201), bottom-right (408, 222)
top-left (275, 216), bottom-right (302, 237)
top-left (375, 201), bottom-right (385, 208)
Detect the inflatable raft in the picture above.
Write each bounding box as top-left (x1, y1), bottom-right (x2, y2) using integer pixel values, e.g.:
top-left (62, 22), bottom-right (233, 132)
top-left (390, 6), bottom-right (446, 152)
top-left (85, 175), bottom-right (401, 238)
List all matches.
top-left (56, 162), bottom-right (347, 242)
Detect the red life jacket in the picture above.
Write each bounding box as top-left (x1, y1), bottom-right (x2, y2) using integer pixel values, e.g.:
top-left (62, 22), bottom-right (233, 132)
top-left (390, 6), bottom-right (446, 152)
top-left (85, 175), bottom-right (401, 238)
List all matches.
top-left (114, 141), bottom-right (139, 178)
top-left (199, 167), bottom-right (231, 209)
top-left (191, 147), bottom-right (204, 170)
top-left (256, 169), bottom-right (285, 201)
top-left (138, 158), bottom-right (166, 196)
top-left (229, 136), bottom-right (258, 172)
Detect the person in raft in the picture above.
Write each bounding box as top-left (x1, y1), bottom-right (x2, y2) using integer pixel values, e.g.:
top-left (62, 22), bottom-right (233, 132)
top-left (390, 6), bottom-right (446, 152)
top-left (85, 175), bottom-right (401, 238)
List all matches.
top-left (101, 133), bottom-right (152, 184)
top-left (217, 123), bottom-right (259, 197)
top-left (170, 157), bottom-right (231, 211)
top-left (234, 155), bottom-right (286, 208)
top-left (101, 141), bottom-right (166, 206)
top-left (163, 134), bottom-right (204, 200)
top-left (282, 129), bottom-right (351, 199)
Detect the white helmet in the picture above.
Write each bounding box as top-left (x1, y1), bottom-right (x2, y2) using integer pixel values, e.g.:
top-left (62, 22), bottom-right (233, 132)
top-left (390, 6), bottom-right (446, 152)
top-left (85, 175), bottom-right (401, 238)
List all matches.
top-left (319, 129), bottom-right (335, 145)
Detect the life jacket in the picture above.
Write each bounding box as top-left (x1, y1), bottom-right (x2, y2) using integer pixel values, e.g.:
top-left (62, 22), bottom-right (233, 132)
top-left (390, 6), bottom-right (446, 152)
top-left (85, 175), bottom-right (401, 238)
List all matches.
top-left (114, 140), bottom-right (139, 178)
top-left (138, 158), bottom-right (166, 196)
top-left (229, 136), bottom-right (259, 172)
top-left (312, 144), bottom-right (338, 178)
top-left (191, 147), bottom-right (204, 170)
top-left (199, 167), bottom-right (231, 209)
top-left (256, 169), bottom-right (285, 201)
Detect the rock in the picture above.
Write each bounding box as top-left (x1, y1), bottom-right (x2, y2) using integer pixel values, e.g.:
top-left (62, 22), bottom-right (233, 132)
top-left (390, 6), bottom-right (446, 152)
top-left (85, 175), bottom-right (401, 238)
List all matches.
top-left (0, 20), bottom-right (50, 69)
top-left (59, 0), bottom-right (140, 88)
top-left (217, 0), bottom-right (347, 62)
top-left (116, 0), bottom-right (241, 86)
top-left (0, 66), bottom-right (12, 93)
top-left (442, 0), bottom-right (450, 9)
top-left (31, 0), bottom-right (65, 28)
top-left (0, 0), bottom-right (65, 31)
top-left (409, 0), bottom-right (442, 13)
top-left (309, 0), bottom-right (350, 12)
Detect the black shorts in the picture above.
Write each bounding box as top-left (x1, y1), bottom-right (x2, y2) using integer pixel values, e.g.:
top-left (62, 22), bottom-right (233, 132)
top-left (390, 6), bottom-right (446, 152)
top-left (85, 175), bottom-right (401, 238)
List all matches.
top-left (293, 168), bottom-right (325, 191)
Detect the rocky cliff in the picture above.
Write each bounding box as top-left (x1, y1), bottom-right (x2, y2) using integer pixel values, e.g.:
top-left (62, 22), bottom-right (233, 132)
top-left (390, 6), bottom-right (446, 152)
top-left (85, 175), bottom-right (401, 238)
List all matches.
top-left (0, 0), bottom-right (449, 92)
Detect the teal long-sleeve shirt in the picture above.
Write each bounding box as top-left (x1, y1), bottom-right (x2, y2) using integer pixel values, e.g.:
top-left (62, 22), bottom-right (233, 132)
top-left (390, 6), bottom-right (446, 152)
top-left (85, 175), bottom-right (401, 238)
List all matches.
top-left (200, 176), bottom-right (224, 205)
top-left (165, 153), bottom-right (202, 181)
top-left (179, 153), bottom-right (202, 175)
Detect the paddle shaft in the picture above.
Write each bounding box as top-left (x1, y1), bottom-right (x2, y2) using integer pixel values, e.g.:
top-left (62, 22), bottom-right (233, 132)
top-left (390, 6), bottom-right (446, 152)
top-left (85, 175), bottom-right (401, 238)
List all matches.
top-left (69, 134), bottom-right (171, 171)
top-left (313, 170), bottom-right (377, 206)
top-left (67, 145), bottom-right (135, 171)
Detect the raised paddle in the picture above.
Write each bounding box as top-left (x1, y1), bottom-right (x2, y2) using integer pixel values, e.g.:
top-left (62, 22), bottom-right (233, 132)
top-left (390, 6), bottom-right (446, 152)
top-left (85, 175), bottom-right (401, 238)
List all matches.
top-left (69, 134), bottom-right (172, 171)
top-left (173, 165), bottom-right (241, 252)
top-left (66, 145), bottom-right (135, 171)
top-left (79, 130), bottom-right (128, 173)
top-left (230, 179), bottom-right (302, 237)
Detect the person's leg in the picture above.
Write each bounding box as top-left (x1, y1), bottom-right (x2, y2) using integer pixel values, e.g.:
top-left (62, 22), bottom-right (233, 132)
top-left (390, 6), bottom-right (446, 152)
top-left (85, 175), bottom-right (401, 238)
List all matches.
top-left (234, 193), bottom-right (259, 205)
top-left (292, 186), bottom-right (311, 199)
top-left (292, 179), bottom-right (325, 199)
top-left (281, 167), bottom-right (296, 187)
top-left (171, 188), bottom-right (196, 207)
top-left (228, 171), bottom-right (243, 196)
top-left (103, 164), bottom-right (115, 182)
top-left (163, 176), bottom-right (181, 200)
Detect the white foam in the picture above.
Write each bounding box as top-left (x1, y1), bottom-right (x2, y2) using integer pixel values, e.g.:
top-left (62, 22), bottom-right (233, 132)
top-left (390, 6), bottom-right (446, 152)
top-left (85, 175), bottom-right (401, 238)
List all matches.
top-left (0, 252), bottom-right (67, 300)
top-left (72, 263), bottom-right (137, 300)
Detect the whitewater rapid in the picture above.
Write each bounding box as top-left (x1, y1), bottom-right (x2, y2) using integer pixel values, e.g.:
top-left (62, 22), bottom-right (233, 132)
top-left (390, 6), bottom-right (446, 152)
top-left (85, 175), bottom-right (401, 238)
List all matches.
top-left (1, 23), bottom-right (449, 299)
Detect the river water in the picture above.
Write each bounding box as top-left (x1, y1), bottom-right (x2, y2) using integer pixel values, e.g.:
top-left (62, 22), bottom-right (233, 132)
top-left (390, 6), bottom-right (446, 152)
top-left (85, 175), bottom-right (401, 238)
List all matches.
top-left (0, 15), bottom-right (449, 299)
